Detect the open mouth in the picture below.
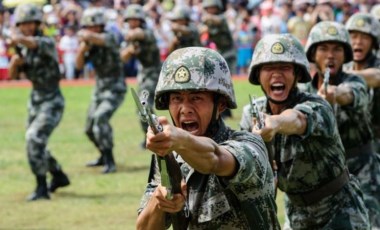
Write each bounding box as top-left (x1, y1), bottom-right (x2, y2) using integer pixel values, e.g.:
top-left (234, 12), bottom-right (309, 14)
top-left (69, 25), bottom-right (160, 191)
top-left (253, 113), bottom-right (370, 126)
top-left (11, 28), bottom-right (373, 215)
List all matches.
top-left (353, 48), bottom-right (364, 57)
top-left (270, 83), bottom-right (285, 92)
top-left (181, 121), bottom-right (199, 133)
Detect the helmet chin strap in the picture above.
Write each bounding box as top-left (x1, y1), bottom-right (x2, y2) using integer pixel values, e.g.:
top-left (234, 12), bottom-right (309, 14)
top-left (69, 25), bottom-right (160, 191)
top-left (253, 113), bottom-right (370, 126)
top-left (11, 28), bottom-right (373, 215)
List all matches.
top-left (204, 94), bottom-right (221, 138)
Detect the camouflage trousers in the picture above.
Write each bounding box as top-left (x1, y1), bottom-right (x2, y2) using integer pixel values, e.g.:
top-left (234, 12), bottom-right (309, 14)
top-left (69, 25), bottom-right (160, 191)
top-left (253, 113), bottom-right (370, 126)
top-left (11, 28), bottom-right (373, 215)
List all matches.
top-left (137, 67), bottom-right (159, 135)
top-left (85, 90), bottom-right (125, 152)
top-left (347, 152), bottom-right (380, 228)
top-left (26, 90), bottom-right (64, 176)
top-left (284, 175), bottom-right (370, 230)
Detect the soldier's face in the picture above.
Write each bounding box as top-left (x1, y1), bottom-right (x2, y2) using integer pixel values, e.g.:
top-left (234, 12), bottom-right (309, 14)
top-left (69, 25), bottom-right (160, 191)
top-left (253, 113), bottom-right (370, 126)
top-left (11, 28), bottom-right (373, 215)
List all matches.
top-left (259, 63), bottom-right (295, 103)
top-left (205, 6), bottom-right (219, 15)
top-left (84, 25), bottom-right (102, 33)
top-left (349, 31), bottom-right (373, 62)
top-left (314, 42), bottom-right (345, 76)
top-left (18, 21), bottom-right (38, 36)
top-left (169, 91), bottom-right (224, 136)
top-left (127, 19), bottom-right (141, 29)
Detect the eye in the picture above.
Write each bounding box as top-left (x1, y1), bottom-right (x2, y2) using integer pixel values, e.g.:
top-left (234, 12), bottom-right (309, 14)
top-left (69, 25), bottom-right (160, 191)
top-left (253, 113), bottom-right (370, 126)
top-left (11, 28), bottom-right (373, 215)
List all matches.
top-left (170, 94), bottom-right (182, 103)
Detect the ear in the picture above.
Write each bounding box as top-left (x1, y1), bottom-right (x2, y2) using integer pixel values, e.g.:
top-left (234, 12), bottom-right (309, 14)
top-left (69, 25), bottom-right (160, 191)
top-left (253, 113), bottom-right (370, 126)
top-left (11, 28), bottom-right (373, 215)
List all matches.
top-left (217, 97), bottom-right (227, 115)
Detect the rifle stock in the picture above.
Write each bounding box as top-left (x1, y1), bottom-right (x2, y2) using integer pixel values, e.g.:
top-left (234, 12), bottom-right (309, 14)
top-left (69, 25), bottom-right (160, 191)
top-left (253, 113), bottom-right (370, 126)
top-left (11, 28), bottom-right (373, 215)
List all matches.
top-left (323, 67), bottom-right (330, 94)
top-left (249, 95), bottom-right (264, 129)
top-left (131, 88), bottom-right (189, 230)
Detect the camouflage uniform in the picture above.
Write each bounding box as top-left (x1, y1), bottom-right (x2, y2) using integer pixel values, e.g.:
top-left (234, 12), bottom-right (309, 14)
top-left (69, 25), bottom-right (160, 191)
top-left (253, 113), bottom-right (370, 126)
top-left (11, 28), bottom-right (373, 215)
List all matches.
top-left (302, 21), bottom-right (380, 227)
top-left (345, 13), bottom-right (380, 153)
top-left (12, 3), bottom-right (70, 200)
top-left (201, 0), bottom-right (236, 74)
top-left (138, 47), bottom-right (280, 229)
top-left (168, 6), bottom-right (202, 51)
top-left (241, 34), bottom-right (370, 229)
top-left (123, 4), bottom-right (161, 136)
top-left (80, 8), bottom-right (126, 171)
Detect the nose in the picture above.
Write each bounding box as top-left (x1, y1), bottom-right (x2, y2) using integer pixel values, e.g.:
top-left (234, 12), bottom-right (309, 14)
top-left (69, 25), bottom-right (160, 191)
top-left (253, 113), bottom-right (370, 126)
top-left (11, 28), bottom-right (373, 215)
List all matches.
top-left (180, 98), bottom-right (194, 115)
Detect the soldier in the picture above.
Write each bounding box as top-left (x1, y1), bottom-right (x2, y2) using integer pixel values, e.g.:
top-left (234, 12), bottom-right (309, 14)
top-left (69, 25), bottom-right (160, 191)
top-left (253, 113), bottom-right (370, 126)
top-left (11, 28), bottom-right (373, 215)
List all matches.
top-left (167, 5), bottom-right (201, 54)
top-left (301, 21), bottom-right (380, 227)
top-left (76, 7), bottom-right (127, 174)
top-left (7, 3), bottom-right (70, 201)
top-left (120, 4), bottom-right (161, 149)
top-left (240, 33), bottom-right (370, 229)
top-left (345, 13), bottom-right (380, 154)
top-left (201, 0), bottom-right (235, 119)
top-left (136, 47), bottom-right (280, 229)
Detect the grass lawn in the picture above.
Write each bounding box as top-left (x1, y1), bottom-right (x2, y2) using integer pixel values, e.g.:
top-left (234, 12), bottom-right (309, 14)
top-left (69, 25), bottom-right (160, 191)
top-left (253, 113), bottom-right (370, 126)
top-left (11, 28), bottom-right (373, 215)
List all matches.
top-left (0, 78), bottom-right (284, 229)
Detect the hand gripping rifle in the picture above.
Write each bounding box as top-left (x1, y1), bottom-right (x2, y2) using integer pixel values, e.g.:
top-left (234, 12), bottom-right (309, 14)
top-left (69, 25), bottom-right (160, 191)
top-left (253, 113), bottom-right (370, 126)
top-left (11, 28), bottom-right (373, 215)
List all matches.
top-left (323, 67), bottom-right (330, 94)
top-left (131, 88), bottom-right (189, 230)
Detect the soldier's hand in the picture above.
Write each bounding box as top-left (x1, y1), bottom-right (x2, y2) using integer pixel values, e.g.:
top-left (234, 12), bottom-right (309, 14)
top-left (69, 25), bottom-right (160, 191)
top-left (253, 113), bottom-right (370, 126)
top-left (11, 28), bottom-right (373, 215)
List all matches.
top-left (9, 54), bottom-right (24, 67)
top-left (318, 84), bottom-right (337, 104)
top-left (153, 183), bottom-right (187, 214)
top-left (77, 29), bottom-right (92, 42)
top-left (252, 114), bottom-right (277, 142)
top-left (146, 116), bottom-right (184, 157)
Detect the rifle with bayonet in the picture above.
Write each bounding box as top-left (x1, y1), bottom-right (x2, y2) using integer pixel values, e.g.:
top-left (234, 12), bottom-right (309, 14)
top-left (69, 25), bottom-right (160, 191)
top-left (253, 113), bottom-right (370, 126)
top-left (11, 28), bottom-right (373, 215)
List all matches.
top-left (249, 94), bottom-right (264, 129)
top-left (131, 88), bottom-right (189, 230)
top-left (323, 67), bottom-right (330, 94)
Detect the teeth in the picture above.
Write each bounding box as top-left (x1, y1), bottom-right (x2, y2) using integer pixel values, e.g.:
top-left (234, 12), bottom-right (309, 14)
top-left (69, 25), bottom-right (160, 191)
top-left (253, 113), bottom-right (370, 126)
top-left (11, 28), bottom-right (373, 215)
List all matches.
top-left (272, 83), bottom-right (284, 87)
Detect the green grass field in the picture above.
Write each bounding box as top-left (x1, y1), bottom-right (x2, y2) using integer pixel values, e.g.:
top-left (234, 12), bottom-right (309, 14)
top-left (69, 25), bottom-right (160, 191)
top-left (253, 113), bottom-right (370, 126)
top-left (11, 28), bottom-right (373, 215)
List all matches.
top-left (0, 79), bottom-right (284, 229)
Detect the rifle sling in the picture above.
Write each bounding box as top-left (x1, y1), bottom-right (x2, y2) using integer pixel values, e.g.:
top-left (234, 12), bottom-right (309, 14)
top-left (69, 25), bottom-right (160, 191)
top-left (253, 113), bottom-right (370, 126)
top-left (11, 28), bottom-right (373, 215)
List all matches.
top-left (287, 169), bottom-right (349, 207)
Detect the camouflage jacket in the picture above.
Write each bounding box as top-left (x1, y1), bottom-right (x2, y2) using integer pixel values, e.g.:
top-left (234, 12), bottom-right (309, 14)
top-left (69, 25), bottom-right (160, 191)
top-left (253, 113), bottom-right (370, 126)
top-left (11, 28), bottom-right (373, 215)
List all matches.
top-left (133, 28), bottom-right (161, 68)
top-left (21, 35), bottom-right (61, 97)
top-left (85, 30), bottom-right (126, 94)
top-left (172, 23), bottom-right (202, 50)
top-left (240, 91), bottom-right (347, 195)
top-left (138, 121), bottom-right (280, 230)
top-left (298, 70), bottom-right (373, 150)
top-left (346, 54), bottom-right (380, 138)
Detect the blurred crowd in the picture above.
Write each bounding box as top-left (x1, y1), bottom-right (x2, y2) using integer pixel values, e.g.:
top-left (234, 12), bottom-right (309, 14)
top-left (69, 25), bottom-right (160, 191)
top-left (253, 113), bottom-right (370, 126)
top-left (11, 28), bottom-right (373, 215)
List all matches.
top-left (0, 0), bottom-right (379, 80)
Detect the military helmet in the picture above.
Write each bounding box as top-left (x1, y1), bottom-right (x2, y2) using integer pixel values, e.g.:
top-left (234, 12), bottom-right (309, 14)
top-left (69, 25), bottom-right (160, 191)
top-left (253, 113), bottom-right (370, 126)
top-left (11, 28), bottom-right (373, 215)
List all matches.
top-left (248, 33), bottom-right (311, 85)
top-left (305, 21), bottom-right (353, 63)
top-left (14, 3), bottom-right (43, 26)
top-left (202, 0), bottom-right (223, 10)
top-left (155, 47), bottom-right (237, 110)
top-left (124, 4), bottom-right (145, 21)
top-left (80, 7), bottom-right (106, 27)
top-left (169, 5), bottom-right (191, 21)
top-left (371, 4), bottom-right (380, 21)
top-left (346, 13), bottom-right (380, 49)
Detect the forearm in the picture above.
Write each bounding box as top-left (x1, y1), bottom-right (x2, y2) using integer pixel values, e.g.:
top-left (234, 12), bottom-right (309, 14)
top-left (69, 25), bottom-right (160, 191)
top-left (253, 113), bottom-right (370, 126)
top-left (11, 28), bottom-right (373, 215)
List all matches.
top-left (120, 47), bottom-right (134, 62)
top-left (75, 50), bottom-right (86, 70)
top-left (16, 36), bottom-right (38, 49)
top-left (176, 133), bottom-right (235, 176)
top-left (85, 33), bottom-right (106, 46)
top-left (136, 199), bottom-right (166, 230)
top-left (8, 59), bottom-right (20, 79)
top-left (272, 109), bottom-right (307, 136)
top-left (352, 69), bottom-right (380, 88)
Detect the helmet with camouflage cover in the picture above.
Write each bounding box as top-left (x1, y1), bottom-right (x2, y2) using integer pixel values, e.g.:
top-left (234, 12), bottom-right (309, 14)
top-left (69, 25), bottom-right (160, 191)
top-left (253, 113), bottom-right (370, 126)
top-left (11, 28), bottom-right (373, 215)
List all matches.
top-left (371, 4), bottom-right (380, 21)
top-left (155, 47), bottom-right (237, 110)
top-left (80, 7), bottom-right (106, 27)
top-left (248, 33), bottom-right (311, 85)
top-left (346, 13), bottom-right (380, 49)
top-left (169, 5), bottom-right (191, 21)
top-left (305, 21), bottom-right (353, 63)
top-left (202, 0), bottom-right (223, 10)
top-left (14, 3), bottom-right (43, 26)
top-left (123, 4), bottom-right (145, 21)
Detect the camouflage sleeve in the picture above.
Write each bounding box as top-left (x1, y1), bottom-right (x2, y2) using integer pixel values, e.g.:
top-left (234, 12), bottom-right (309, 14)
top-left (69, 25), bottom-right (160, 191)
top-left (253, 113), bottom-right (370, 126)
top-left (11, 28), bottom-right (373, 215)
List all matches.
top-left (239, 104), bottom-right (253, 132)
top-left (293, 97), bottom-right (336, 140)
top-left (103, 31), bottom-right (119, 48)
top-left (343, 75), bottom-right (368, 110)
top-left (35, 36), bottom-right (58, 60)
top-left (220, 131), bottom-right (269, 187)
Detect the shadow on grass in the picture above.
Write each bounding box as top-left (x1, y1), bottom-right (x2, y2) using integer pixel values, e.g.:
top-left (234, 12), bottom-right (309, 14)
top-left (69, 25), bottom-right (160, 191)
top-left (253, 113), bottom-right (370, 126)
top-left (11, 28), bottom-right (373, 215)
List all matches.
top-left (55, 191), bottom-right (126, 200)
top-left (116, 164), bottom-right (150, 173)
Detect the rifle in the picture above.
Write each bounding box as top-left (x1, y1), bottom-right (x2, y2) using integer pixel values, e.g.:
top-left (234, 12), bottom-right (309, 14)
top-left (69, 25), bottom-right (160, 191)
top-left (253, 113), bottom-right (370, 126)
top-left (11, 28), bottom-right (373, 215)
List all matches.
top-left (131, 88), bottom-right (189, 230)
top-left (323, 67), bottom-right (330, 94)
top-left (249, 95), bottom-right (264, 129)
